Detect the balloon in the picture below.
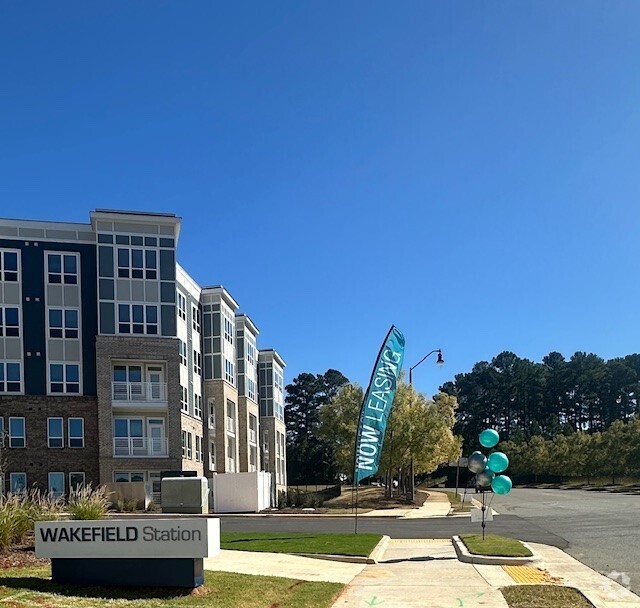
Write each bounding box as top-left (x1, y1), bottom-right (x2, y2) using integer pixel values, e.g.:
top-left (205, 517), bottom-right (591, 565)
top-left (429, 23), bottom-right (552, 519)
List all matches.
top-left (487, 452), bottom-right (509, 473)
top-left (468, 451), bottom-right (487, 474)
top-left (479, 429), bottom-right (500, 448)
top-left (491, 475), bottom-right (512, 495)
top-left (476, 470), bottom-right (495, 487)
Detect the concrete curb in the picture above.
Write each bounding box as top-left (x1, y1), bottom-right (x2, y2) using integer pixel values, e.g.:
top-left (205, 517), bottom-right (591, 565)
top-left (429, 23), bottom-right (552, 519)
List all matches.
top-left (293, 534), bottom-right (390, 565)
top-left (452, 535), bottom-right (539, 566)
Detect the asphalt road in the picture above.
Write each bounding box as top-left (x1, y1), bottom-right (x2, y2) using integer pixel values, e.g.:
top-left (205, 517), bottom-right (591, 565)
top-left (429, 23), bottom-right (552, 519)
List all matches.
top-left (491, 488), bottom-right (640, 594)
top-left (220, 488), bottom-right (640, 593)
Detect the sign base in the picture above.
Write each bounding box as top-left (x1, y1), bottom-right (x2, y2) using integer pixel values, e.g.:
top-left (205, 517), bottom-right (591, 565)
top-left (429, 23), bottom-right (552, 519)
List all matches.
top-left (51, 557), bottom-right (204, 588)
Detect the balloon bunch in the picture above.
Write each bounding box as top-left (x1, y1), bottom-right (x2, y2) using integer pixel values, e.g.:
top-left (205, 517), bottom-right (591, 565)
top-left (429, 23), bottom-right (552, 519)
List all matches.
top-left (467, 428), bottom-right (512, 495)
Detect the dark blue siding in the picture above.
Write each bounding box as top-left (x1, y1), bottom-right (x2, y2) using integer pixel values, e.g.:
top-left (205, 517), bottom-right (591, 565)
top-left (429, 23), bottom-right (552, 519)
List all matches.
top-left (0, 239), bottom-right (98, 396)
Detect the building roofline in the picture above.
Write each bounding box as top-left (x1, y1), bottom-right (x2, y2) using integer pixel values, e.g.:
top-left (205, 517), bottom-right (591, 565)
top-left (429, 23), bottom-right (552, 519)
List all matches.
top-left (93, 208), bottom-right (177, 218)
top-left (235, 313), bottom-right (259, 336)
top-left (259, 349), bottom-right (286, 368)
top-left (201, 285), bottom-right (240, 310)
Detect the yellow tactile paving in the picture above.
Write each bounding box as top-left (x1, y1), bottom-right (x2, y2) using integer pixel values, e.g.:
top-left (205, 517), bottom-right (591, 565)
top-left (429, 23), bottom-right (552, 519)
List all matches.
top-left (502, 565), bottom-right (553, 584)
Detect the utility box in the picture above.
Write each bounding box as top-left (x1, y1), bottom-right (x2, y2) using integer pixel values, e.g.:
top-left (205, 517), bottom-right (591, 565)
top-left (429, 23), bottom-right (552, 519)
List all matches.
top-left (161, 476), bottom-right (209, 514)
top-left (211, 472), bottom-right (272, 513)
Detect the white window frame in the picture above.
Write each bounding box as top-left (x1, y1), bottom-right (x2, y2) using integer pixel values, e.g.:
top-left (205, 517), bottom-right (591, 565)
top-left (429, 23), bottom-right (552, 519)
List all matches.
top-left (180, 386), bottom-right (188, 412)
top-left (69, 471), bottom-right (85, 491)
top-left (187, 432), bottom-right (193, 459)
top-left (49, 362), bottom-right (81, 394)
top-left (194, 393), bottom-right (202, 419)
top-left (179, 340), bottom-right (187, 366)
top-left (47, 307), bottom-right (79, 339)
top-left (10, 472), bottom-right (26, 494)
top-left (0, 306), bottom-right (20, 338)
top-left (116, 246), bottom-right (158, 280)
top-left (177, 292), bottom-right (186, 320)
top-left (0, 249), bottom-right (19, 282)
top-left (47, 417), bottom-right (64, 448)
top-left (0, 418), bottom-right (4, 447)
top-left (224, 358), bottom-right (234, 384)
top-left (8, 417), bottom-right (25, 448)
top-left (193, 350), bottom-right (201, 376)
top-left (68, 417), bottom-right (84, 448)
top-left (0, 362), bottom-right (21, 394)
top-left (46, 252), bottom-right (78, 285)
top-left (48, 472), bottom-right (65, 499)
top-left (195, 435), bottom-right (202, 462)
top-left (181, 430), bottom-right (187, 457)
top-left (192, 305), bottom-right (201, 333)
top-left (117, 303), bottom-right (159, 335)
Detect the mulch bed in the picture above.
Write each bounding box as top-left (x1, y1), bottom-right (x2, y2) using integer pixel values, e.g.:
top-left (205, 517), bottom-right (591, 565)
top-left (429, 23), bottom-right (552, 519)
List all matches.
top-left (0, 542), bottom-right (49, 569)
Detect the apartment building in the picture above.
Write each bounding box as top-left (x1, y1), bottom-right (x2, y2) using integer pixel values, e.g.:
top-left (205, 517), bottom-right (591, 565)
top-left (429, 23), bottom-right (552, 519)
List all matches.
top-left (0, 209), bottom-right (286, 497)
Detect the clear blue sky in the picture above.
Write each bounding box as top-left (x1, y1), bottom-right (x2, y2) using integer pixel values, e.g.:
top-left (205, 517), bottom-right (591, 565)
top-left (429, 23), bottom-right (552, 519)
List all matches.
top-left (2, 1), bottom-right (640, 396)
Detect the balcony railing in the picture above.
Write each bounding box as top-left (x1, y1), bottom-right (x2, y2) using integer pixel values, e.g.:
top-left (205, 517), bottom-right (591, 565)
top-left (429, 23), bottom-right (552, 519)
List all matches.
top-left (113, 437), bottom-right (168, 457)
top-left (112, 382), bottom-right (167, 403)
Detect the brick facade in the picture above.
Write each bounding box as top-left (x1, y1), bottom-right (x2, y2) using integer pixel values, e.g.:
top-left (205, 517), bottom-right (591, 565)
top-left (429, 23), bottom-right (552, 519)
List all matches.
top-left (0, 395), bottom-right (100, 492)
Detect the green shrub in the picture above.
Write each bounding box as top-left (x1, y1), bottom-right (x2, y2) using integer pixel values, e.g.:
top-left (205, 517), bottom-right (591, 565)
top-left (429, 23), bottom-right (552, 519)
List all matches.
top-left (123, 499), bottom-right (138, 512)
top-left (0, 491), bottom-right (62, 552)
top-left (277, 490), bottom-right (286, 509)
top-left (146, 501), bottom-right (158, 512)
top-left (67, 485), bottom-right (109, 520)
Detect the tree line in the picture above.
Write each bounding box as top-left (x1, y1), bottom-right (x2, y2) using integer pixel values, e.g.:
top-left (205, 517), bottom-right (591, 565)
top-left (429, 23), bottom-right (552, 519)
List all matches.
top-left (285, 369), bottom-right (460, 486)
top-left (502, 419), bottom-right (640, 485)
top-left (441, 350), bottom-right (640, 449)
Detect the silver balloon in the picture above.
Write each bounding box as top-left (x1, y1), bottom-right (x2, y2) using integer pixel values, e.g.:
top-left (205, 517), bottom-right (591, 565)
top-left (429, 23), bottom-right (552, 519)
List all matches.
top-left (476, 470), bottom-right (495, 487)
top-left (468, 451), bottom-right (487, 474)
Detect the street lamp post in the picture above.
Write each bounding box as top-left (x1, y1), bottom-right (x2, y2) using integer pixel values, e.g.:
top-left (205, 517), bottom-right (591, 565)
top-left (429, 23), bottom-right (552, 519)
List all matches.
top-left (407, 349), bottom-right (444, 502)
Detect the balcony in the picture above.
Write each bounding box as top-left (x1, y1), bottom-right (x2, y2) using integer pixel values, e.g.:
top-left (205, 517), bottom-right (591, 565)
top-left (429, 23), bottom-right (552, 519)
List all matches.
top-left (112, 382), bottom-right (168, 408)
top-left (113, 437), bottom-right (169, 457)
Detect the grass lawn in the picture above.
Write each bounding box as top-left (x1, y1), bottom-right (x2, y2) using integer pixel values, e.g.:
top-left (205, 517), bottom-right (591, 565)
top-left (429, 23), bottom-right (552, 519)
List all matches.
top-left (221, 532), bottom-right (382, 557)
top-left (0, 565), bottom-right (343, 608)
top-left (502, 585), bottom-right (594, 607)
top-left (460, 534), bottom-right (533, 558)
top-left (441, 490), bottom-right (472, 512)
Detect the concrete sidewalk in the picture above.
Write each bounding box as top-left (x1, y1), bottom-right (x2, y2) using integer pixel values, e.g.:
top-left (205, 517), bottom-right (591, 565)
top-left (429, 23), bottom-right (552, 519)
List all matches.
top-left (204, 539), bottom-right (640, 607)
top-left (361, 490), bottom-right (452, 518)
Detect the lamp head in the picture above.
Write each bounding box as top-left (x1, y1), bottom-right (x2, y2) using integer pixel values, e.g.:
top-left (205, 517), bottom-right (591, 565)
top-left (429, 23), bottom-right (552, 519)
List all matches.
top-left (436, 350), bottom-right (444, 367)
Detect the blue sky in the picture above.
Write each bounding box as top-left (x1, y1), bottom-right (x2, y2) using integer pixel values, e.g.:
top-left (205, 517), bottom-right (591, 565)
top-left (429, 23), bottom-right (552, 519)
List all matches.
top-left (2, 2), bottom-right (640, 396)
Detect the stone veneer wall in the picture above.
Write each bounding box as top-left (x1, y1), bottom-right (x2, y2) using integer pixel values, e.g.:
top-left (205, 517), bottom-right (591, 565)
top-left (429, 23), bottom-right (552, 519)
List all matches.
top-left (95, 335), bottom-right (183, 483)
top-left (238, 395), bottom-right (259, 472)
top-left (203, 379), bottom-right (238, 475)
top-left (0, 395), bottom-right (100, 491)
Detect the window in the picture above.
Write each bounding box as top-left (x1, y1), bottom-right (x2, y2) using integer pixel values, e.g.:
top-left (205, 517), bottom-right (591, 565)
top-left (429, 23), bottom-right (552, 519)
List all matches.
top-left (181, 430), bottom-right (187, 457)
top-left (247, 340), bottom-right (256, 366)
top-left (0, 250), bottom-right (18, 282)
top-left (227, 436), bottom-right (236, 472)
top-left (180, 386), bottom-right (188, 412)
top-left (208, 399), bottom-right (216, 429)
top-left (0, 418), bottom-right (4, 447)
top-left (274, 370), bottom-right (284, 393)
top-left (48, 308), bottom-right (79, 339)
top-left (114, 471), bottom-right (144, 482)
top-left (224, 358), bottom-right (234, 384)
top-left (117, 247), bottom-right (157, 279)
top-left (10, 473), bottom-right (26, 494)
top-left (247, 378), bottom-right (257, 402)
top-left (49, 363), bottom-right (80, 394)
top-left (47, 418), bottom-right (63, 448)
top-left (118, 304), bottom-right (158, 335)
top-left (249, 414), bottom-right (257, 444)
top-left (177, 292), bottom-right (186, 320)
top-left (48, 472), bottom-right (64, 500)
top-left (187, 432), bottom-right (193, 459)
top-left (226, 400), bottom-right (236, 434)
top-left (195, 436), bottom-right (202, 462)
top-left (193, 350), bottom-right (201, 375)
top-left (9, 417), bottom-right (25, 448)
top-left (210, 441), bottom-right (216, 470)
top-left (69, 472), bottom-right (85, 491)
top-left (179, 340), bottom-right (187, 366)
top-left (114, 418), bottom-right (142, 456)
top-left (194, 394), bottom-right (202, 419)
top-left (68, 418), bottom-right (84, 448)
top-left (0, 363), bottom-right (20, 393)
top-left (250, 445), bottom-right (257, 472)
top-left (0, 307), bottom-right (19, 337)
top-left (224, 315), bottom-right (234, 343)
top-left (47, 253), bottom-right (78, 284)
top-left (192, 306), bottom-right (201, 333)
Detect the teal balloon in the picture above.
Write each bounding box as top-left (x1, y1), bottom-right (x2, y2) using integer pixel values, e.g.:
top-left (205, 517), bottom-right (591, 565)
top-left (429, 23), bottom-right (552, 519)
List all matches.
top-left (468, 451), bottom-right (487, 474)
top-left (476, 470), bottom-right (495, 487)
top-left (479, 429), bottom-right (500, 448)
top-left (491, 475), bottom-right (512, 495)
top-left (487, 452), bottom-right (509, 473)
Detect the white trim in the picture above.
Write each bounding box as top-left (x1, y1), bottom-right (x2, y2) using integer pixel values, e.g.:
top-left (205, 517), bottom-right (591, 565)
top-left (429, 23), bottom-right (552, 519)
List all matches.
top-left (67, 417), bottom-right (84, 448)
top-left (8, 417), bottom-right (25, 448)
top-left (47, 417), bottom-right (64, 448)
